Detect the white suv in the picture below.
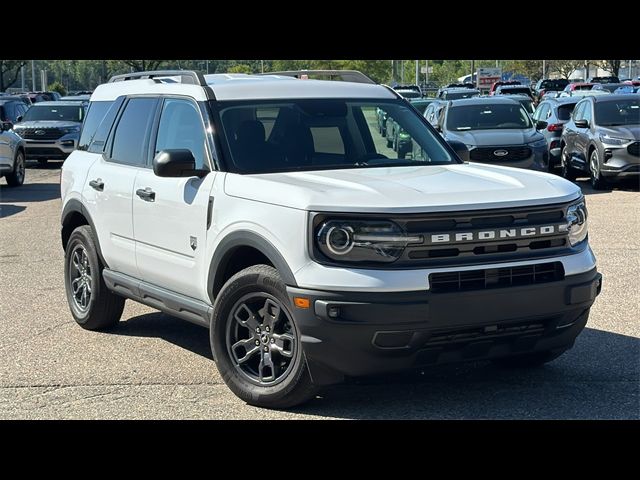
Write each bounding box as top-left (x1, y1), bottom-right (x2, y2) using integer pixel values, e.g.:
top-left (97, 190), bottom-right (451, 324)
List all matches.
top-left (61, 70), bottom-right (602, 408)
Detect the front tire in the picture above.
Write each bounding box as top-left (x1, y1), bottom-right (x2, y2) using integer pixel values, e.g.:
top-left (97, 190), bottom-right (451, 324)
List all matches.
top-left (211, 265), bottom-right (318, 409)
top-left (64, 225), bottom-right (125, 330)
top-left (589, 149), bottom-right (608, 190)
top-left (5, 151), bottom-right (25, 187)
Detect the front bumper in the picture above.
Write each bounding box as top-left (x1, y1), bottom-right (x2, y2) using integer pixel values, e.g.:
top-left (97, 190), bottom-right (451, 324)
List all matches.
top-left (288, 268), bottom-right (601, 384)
top-left (23, 138), bottom-right (76, 159)
top-left (0, 164), bottom-right (13, 175)
top-left (600, 146), bottom-right (640, 179)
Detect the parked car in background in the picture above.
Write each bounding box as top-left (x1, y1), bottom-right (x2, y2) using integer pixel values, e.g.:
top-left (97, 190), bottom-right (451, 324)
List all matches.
top-left (423, 97), bottom-right (548, 170)
top-left (493, 84), bottom-right (534, 100)
top-left (376, 106), bottom-right (390, 136)
top-left (489, 80), bottom-right (521, 95)
top-left (393, 85), bottom-right (422, 99)
top-left (623, 80), bottom-right (640, 87)
top-left (10, 94), bottom-right (33, 106)
top-left (588, 76), bottom-right (620, 84)
top-left (533, 79), bottom-right (570, 101)
top-left (0, 121), bottom-right (26, 186)
top-left (408, 98), bottom-right (439, 115)
top-left (561, 94), bottom-right (639, 188)
top-left (384, 96), bottom-right (439, 158)
top-left (512, 94), bottom-right (535, 116)
top-left (437, 87), bottom-right (480, 100)
top-left (614, 85), bottom-right (639, 94)
top-left (59, 95), bottom-right (91, 104)
top-left (25, 91), bottom-right (59, 103)
top-left (0, 98), bottom-right (30, 125)
top-left (423, 99), bottom-right (446, 127)
top-left (68, 90), bottom-right (93, 96)
top-left (592, 83), bottom-right (627, 93)
top-left (559, 90), bottom-right (610, 98)
top-left (532, 97), bottom-right (580, 170)
top-left (563, 83), bottom-right (593, 93)
top-left (12, 101), bottom-right (86, 164)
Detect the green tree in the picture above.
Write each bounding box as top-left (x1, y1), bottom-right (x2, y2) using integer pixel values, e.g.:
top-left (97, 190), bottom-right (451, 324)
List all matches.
top-left (227, 64), bottom-right (253, 74)
top-left (48, 81), bottom-right (67, 96)
top-left (0, 60), bottom-right (26, 91)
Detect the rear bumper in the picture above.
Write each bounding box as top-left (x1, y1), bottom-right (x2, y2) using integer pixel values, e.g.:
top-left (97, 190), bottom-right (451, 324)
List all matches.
top-left (288, 268), bottom-right (601, 384)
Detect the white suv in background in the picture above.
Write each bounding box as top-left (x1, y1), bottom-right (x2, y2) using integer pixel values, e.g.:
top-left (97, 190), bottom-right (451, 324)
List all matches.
top-left (60, 71), bottom-right (602, 408)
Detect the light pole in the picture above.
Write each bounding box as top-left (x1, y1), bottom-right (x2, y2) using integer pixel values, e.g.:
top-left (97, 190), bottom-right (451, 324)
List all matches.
top-left (629, 60), bottom-right (632, 79)
top-left (415, 60), bottom-right (419, 86)
top-left (31, 60), bottom-right (36, 91)
top-left (471, 60), bottom-right (475, 85)
top-left (542, 60), bottom-right (546, 79)
top-left (425, 59), bottom-right (429, 85)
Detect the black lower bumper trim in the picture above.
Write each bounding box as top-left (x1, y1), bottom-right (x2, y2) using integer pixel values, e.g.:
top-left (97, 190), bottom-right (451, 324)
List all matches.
top-left (287, 268), bottom-right (601, 384)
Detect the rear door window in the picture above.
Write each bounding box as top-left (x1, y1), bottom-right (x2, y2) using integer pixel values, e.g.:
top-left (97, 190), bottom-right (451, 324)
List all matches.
top-left (109, 97), bottom-right (158, 166)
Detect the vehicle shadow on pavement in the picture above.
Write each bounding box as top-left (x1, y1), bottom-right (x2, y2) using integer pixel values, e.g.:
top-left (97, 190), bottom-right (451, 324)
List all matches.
top-left (0, 204), bottom-right (26, 219)
top-left (577, 178), bottom-right (640, 195)
top-left (292, 327), bottom-right (640, 419)
top-left (26, 160), bottom-right (64, 170)
top-left (116, 312), bottom-right (212, 359)
top-left (0, 182), bottom-right (61, 203)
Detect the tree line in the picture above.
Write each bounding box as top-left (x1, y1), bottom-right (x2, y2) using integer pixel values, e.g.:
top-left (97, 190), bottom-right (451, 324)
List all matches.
top-left (0, 59), bottom-right (624, 93)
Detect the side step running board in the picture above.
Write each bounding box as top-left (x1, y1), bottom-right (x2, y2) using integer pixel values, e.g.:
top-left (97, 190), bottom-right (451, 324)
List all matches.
top-left (102, 269), bottom-right (212, 328)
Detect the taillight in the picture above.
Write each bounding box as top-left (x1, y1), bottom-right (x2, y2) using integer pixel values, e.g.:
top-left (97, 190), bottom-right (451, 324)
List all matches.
top-left (547, 123), bottom-right (563, 132)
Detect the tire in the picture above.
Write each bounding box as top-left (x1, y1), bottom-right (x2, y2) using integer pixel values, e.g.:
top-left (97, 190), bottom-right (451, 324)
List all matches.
top-left (380, 121), bottom-right (386, 137)
top-left (492, 349), bottom-right (567, 368)
top-left (37, 159), bottom-right (48, 166)
top-left (589, 149), bottom-right (608, 190)
top-left (386, 135), bottom-right (393, 148)
top-left (64, 225), bottom-right (125, 330)
top-left (5, 151), bottom-right (25, 187)
top-left (560, 145), bottom-right (578, 181)
top-left (211, 265), bottom-right (318, 409)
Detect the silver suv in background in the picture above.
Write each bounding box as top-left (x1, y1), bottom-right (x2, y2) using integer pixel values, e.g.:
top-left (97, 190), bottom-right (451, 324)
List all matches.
top-left (13, 101), bottom-right (86, 165)
top-left (0, 122), bottom-right (26, 186)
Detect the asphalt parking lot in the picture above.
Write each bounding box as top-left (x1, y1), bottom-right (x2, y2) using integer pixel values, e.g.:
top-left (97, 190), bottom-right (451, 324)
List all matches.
top-left (0, 162), bottom-right (638, 419)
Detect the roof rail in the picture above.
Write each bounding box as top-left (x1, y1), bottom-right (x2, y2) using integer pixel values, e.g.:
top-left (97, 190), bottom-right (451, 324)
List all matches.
top-left (108, 70), bottom-right (207, 86)
top-left (261, 70), bottom-right (376, 85)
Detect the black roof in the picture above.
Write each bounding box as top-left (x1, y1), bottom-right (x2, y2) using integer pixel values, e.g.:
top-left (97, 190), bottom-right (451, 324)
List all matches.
top-left (447, 96), bottom-right (522, 106)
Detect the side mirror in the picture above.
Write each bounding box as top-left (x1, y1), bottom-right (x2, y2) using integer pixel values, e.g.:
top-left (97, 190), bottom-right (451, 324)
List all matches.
top-left (447, 140), bottom-right (470, 162)
top-left (153, 149), bottom-right (208, 178)
top-left (1, 121), bottom-right (13, 132)
top-left (574, 119), bottom-right (589, 128)
top-left (16, 115), bottom-right (22, 123)
top-left (535, 120), bottom-right (548, 130)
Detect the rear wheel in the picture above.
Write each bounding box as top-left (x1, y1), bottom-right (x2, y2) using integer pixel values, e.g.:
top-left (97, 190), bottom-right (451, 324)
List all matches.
top-left (589, 149), bottom-right (608, 190)
top-left (5, 151), bottom-right (25, 187)
top-left (211, 265), bottom-right (318, 409)
top-left (64, 225), bottom-right (125, 330)
top-left (561, 145), bottom-right (578, 181)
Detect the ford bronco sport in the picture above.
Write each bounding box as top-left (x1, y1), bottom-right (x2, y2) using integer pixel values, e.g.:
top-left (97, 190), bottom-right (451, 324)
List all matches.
top-left (60, 70), bottom-right (602, 408)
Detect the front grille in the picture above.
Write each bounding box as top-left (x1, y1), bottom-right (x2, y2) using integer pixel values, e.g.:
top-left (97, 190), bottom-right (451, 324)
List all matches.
top-left (429, 261), bottom-right (564, 293)
top-left (18, 128), bottom-right (64, 140)
top-left (469, 146), bottom-right (532, 162)
top-left (628, 142), bottom-right (640, 157)
top-left (424, 318), bottom-right (550, 346)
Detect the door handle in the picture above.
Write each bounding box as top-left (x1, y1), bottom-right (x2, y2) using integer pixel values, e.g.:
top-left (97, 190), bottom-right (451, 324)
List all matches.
top-left (136, 187), bottom-right (156, 202)
top-left (89, 179), bottom-right (104, 191)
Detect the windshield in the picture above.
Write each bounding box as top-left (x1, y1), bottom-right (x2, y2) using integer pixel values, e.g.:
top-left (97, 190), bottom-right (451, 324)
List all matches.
top-left (447, 103), bottom-right (532, 130)
top-left (594, 98), bottom-right (640, 126)
top-left (499, 87), bottom-right (531, 96)
top-left (217, 99), bottom-right (456, 174)
top-left (519, 99), bottom-right (534, 114)
top-left (23, 105), bottom-right (84, 122)
top-left (396, 90), bottom-right (421, 99)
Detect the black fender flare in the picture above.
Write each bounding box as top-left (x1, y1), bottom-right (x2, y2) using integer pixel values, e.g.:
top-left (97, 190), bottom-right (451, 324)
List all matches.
top-left (61, 199), bottom-right (109, 268)
top-left (208, 230), bottom-right (297, 303)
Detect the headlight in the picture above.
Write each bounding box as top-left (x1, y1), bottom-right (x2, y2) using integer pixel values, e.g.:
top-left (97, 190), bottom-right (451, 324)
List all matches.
top-left (565, 201), bottom-right (588, 246)
top-left (599, 134), bottom-right (632, 146)
top-left (529, 138), bottom-right (548, 148)
top-left (316, 220), bottom-right (422, 263)
top-left (62, 126), bottom-right (80, 134)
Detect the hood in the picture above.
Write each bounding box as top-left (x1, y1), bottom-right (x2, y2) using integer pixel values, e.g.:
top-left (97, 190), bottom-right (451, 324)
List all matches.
top-left (446, 128), bottom-right (542, 147)
top-left (598, 125), bottom-right (640, 140)
top-left (14, 120), bottom-right (81, 129)
top-left (224, 163), bottom-right (582, 213)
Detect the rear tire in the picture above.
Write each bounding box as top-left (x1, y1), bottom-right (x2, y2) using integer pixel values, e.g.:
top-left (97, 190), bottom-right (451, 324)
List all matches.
top-left (211, 265), bottom-right (318, 409)
top-left (560, 146), bottom-right (578, 181)
top-left (492, 349), bottom-right (566, 368)
top-left (64, 225), bottom-right (125, 330)
top-left (5, 151), bottom-right (25, 187)
top-left (589, 149), bottom-right (608, 190)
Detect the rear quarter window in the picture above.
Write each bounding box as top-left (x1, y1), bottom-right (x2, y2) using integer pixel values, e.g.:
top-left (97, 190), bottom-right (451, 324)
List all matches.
top-left (79, 101), bottom-right (114, 150)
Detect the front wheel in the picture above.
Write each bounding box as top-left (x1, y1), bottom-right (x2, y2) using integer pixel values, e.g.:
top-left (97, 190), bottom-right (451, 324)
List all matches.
top-left (5, 151), bottom-right (25, 187)
top-left (211, 265), bottom-right (318, 409)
